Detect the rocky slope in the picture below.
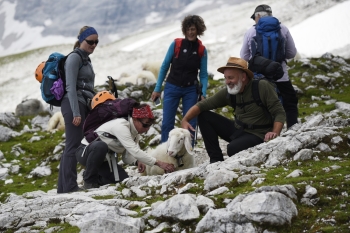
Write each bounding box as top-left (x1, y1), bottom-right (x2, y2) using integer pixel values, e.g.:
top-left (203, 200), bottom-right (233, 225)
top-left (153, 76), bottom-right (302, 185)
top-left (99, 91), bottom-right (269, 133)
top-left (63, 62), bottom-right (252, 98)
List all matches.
top-left (0, 54), bottom-right (350, 232)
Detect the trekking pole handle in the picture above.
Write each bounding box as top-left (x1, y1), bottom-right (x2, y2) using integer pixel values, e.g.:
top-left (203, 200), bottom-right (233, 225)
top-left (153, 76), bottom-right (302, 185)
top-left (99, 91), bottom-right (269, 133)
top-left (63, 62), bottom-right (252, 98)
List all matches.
top-left (194, 82), bottom-right (203, 146)
top-left (107, 76), bottom-right (118, 98)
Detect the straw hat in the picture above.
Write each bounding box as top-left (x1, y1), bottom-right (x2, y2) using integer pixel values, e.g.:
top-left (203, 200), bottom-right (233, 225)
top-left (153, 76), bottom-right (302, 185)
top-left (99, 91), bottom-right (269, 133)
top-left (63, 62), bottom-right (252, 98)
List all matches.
top-left (217, 57), bottom-right (254, 79)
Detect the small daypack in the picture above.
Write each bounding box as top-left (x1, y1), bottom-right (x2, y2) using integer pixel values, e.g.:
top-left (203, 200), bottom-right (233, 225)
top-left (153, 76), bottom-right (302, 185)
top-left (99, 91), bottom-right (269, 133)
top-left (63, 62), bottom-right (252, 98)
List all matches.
top-left (83, 98), bottom-right (139, 143)
top-left (174, 38), bottom-right (205, 58)
top-left (40, 50), bottom-right (89, 107)
top-left (251, 16), bottom-right (286, 63)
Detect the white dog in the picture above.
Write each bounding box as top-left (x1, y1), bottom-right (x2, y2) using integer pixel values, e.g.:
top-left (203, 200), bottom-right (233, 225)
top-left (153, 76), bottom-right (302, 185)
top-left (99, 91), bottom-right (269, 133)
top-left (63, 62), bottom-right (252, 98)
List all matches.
top-left (136, 70), bottom-right (156, 85)
top-left (143, 128), bottom-right (195, 176)
top-left (47, 111), bottom-right (65, 131)
top-left (118, 70), bottom-right (156, 85)
top-left (142, 61), bottom-right (162, 79)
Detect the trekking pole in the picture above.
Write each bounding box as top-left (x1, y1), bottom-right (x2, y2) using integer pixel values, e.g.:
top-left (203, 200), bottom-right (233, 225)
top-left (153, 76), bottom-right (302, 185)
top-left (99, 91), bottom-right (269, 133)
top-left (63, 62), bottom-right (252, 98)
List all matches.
top-left (194, 81), bottom-right (203, 146)
top-left (107, 76), bottom-right (118, 98)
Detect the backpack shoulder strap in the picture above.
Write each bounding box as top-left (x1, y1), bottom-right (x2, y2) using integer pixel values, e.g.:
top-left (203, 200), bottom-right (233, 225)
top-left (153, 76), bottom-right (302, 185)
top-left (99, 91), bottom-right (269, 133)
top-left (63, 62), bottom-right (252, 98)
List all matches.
top-left (252, 79), bottom-right (273, 121)
top-left (252, 79), bottom-right (262, 107)
top-left (227, 92), bottom-right (236, 109)
top-left (234, 79), bottom-right (274, 130)
top-left (197, 39), bottom-right (205, 58)
top-left (174, 38), bottom-right (205, 58)
top-left (174, 38), bottom-right (183, 58)
top-left (70, 49), bottom-right (91, 68)
top-left (252, 25), bottom-right (262, 57)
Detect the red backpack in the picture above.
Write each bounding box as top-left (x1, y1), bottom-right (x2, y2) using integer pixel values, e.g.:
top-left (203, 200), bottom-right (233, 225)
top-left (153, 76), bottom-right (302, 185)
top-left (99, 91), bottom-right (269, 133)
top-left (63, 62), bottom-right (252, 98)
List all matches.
top-left (174, 38), bottom-right (205, 58)
top-left (83, 98), bottom-right (139, 143)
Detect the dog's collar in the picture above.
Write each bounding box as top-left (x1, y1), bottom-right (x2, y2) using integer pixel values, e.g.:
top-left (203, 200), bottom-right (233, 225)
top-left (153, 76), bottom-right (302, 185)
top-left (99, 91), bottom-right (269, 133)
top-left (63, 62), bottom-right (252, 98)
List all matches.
top-left (174, 154), bottom-right (185, 159)
top-left (175, 154), bottom-right (185, 167)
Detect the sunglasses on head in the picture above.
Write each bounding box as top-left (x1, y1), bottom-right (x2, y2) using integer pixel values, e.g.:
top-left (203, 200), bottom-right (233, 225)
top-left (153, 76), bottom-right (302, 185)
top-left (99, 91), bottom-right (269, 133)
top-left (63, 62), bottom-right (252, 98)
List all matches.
top-left (84, 39), bottom-right (99, 45)
top-left (138, 120), bottom-right (152, 128)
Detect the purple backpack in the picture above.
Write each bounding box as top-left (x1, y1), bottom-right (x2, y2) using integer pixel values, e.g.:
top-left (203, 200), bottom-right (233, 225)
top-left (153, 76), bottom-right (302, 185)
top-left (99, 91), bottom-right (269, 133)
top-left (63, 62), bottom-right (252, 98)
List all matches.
top-left (83, 98), bottom-right (139, 143)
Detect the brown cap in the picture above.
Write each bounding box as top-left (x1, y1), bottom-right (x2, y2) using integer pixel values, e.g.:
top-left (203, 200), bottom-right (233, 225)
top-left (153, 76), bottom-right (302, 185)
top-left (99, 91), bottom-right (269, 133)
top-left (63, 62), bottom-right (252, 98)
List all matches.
top-left (217, 57), bottom-right (254, 79)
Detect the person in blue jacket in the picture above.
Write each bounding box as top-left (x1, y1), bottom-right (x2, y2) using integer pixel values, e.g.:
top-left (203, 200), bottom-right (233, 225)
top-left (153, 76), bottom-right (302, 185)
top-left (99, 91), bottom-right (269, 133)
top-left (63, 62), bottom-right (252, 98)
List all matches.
top-left (151, 15), bottom-right (208, 145)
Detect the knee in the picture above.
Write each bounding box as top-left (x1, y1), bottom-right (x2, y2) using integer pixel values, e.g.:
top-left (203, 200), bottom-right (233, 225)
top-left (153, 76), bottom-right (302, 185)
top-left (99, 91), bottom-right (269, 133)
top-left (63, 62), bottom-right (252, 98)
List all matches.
top-left (91, 141), bottom-right (109, 159)
top-left (283, 99), bottom-right (298, 112)
top-left (95, 141), bottom-right (109, 153)
top-left (227, 143), bottom-right (239, 157)
top-left (162, 112), bottom-right (175, 127)
top-left (282, 93), bottom-right (298, 106)
top-left (227, 137), bottom-right (262, 156)
top-left (198, 111), bottom-right (211, 125)
top-left (162, 122), bottom-right (174, 131)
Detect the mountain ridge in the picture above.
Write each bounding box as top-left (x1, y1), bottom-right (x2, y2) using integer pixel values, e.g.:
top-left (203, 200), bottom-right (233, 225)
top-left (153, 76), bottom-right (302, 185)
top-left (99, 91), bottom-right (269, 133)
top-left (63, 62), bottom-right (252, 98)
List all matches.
top-left (0, 0), bottom-right (249, 57)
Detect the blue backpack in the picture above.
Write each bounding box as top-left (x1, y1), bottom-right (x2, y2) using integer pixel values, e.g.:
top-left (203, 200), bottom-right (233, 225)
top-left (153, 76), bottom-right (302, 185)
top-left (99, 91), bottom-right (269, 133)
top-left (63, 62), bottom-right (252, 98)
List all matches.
top-left (251, 16), bottom-right (286, 63)
top-left (249, 16), bottom-right (285, 104)
top-left (40, 50), bottom-right (89, 107)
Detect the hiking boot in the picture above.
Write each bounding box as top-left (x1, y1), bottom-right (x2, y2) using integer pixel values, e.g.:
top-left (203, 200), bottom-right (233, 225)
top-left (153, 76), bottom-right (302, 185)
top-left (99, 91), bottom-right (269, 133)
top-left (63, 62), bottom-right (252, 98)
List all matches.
top-left (72, 187), bottom-right (84, 192)
top-left (83, 181), bottom-right (100, 190)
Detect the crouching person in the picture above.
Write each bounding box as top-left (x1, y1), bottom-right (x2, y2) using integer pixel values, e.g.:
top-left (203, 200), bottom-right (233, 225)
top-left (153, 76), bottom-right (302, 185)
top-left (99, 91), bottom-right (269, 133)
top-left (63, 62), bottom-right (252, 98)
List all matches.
top-left (75, 104), bottom-right (175, 189)
top-left (181, 57), bottom-right (286, 164)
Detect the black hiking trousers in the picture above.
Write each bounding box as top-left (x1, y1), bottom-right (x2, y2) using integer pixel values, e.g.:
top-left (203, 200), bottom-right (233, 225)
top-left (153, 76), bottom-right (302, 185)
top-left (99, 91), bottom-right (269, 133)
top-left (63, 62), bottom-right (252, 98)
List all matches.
top-left (197, 111), bottom-right (263, 164)
top-left (276, 80), bottom-right (299, 128)
top-left (75, 140), bottom-right (129, 185)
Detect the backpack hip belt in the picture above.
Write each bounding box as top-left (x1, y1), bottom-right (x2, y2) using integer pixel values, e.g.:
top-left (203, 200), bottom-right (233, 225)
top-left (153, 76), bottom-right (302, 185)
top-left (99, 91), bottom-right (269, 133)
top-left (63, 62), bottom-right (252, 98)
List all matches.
top-left (106, 151), bottom-right (120, 182)
top-left (101, 132), bottom-right (117, 139)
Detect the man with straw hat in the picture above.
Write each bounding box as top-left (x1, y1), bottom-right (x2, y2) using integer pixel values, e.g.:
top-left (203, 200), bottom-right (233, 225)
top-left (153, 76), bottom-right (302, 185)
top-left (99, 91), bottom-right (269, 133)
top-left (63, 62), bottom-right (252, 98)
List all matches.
top-left (181, 57), bottom-right (286, 164)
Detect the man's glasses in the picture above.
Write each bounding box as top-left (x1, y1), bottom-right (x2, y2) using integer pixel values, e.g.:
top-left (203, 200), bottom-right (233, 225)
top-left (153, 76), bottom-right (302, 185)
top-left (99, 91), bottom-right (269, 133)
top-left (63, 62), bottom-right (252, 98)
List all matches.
top-left (84, 39), bottom-right (99, 45)
top-left (139, 120), bottom-right (152, 128)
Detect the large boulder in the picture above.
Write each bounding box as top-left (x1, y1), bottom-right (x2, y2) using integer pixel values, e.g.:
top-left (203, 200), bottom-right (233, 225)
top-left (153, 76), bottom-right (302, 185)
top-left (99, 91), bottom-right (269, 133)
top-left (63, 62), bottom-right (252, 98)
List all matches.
top-left (15, 99), bottom-right (44, 116)
top-left (0, 112), bottom-right (20, 128)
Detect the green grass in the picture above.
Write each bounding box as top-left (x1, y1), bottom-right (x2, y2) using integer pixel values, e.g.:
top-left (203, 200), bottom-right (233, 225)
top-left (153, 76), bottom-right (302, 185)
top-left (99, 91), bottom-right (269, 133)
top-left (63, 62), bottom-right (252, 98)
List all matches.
top-left (0, 128), bottom-right (64, 202)
top-left (289, 57), bottom-right (350, 117)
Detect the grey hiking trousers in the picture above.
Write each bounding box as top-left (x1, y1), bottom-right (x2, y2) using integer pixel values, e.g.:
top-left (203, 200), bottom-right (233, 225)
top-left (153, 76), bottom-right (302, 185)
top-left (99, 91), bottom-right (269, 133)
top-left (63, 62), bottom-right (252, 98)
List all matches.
top-left (57, 98), bottom-right (89, 193)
